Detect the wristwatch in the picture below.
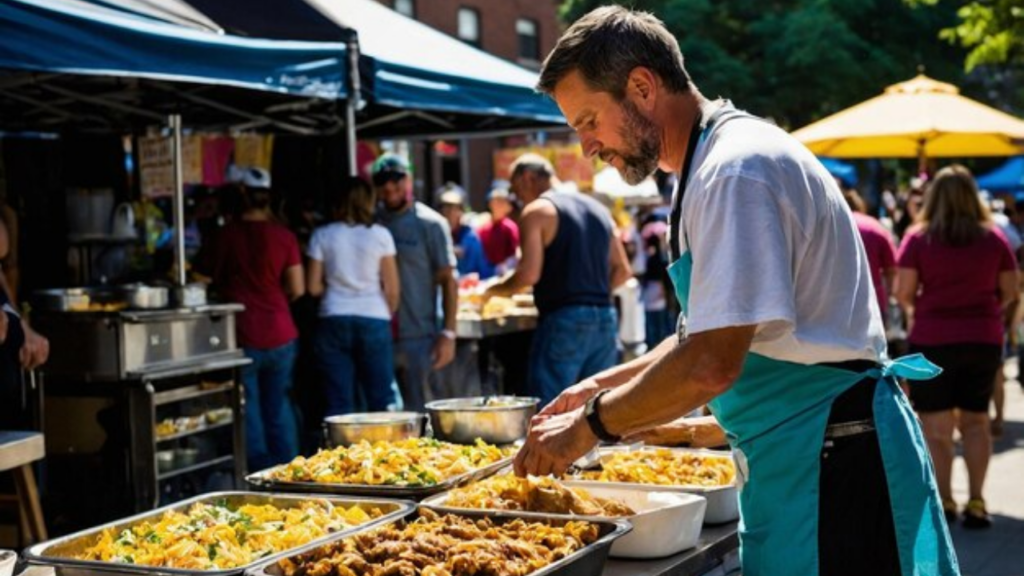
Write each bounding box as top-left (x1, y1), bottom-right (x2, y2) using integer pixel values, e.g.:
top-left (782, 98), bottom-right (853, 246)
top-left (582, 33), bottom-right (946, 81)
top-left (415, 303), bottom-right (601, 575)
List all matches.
top-left (440, 329), bottom-right (457, 340)
top-left (584, 389), bottom-right (621, 443)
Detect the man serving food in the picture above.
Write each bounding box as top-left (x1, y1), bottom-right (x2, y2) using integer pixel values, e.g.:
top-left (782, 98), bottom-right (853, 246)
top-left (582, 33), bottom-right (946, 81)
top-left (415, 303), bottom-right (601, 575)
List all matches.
top-left (514, 7), bottom-right (958, 576)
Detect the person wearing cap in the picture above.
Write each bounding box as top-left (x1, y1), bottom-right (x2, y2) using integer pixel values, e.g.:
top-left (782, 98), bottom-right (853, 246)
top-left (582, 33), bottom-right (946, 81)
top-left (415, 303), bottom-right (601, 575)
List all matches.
top-left (203, 167), bottom-right (304, 470)
top-left (372, 154), bottom-right (458, 411)
top-left (513, 8), bottom-right (957, 576)
top-left (437, 184), bottom-right (493, 280)
top-left (485, 153), bottom-right (633, 406)
top-left (478, 187), bottom-right (520, 275)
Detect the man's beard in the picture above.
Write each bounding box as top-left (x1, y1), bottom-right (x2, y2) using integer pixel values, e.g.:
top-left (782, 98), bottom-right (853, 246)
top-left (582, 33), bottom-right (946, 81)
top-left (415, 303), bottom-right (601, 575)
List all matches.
top-left (611, 99), bottom-right (661, 185)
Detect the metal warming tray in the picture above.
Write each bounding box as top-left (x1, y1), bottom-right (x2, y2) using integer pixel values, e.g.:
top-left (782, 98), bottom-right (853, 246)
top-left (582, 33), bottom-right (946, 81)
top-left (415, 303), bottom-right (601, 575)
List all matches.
top-left (244, 507), bottom-right (631, 576)
top-left (565, 447), bottom-right (739, 524)
top-left (22, 492), bottom-right (415, 576)
top-left (31, 303), bottom-right (244, 381)
top-left (245, 456), bottom-right (513, 500)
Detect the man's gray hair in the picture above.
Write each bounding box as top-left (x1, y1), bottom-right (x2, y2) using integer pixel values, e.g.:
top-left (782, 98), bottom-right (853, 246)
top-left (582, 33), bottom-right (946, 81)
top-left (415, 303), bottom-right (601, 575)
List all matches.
top-left (537, 6), bottom-right (691, 99)
top-left (510, 153), bottom-right (555, 179)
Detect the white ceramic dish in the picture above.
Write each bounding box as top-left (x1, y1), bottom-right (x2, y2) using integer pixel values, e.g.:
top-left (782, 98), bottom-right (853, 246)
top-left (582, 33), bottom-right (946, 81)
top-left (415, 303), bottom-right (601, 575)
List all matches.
top-left (0, 550), bottom-right (16, 576)
top-left (566, 447), bottom-right (739, 524)
top-left (423, 483), bottom-right (706, 559)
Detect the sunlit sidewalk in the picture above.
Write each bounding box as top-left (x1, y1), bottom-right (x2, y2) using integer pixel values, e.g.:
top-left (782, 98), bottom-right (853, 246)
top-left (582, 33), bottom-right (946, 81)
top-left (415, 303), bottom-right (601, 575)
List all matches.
top-left (949, 358), bottom-right (1024, 576)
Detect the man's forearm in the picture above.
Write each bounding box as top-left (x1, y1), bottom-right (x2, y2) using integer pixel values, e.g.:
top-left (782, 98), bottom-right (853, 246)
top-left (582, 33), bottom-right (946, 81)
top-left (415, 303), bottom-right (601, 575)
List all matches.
top-left (591, 335), bottom-right (677, 390)
top-left (600, 327), bottom-right (753, 438)
top-left (487, 271), bottom-right (532, 298)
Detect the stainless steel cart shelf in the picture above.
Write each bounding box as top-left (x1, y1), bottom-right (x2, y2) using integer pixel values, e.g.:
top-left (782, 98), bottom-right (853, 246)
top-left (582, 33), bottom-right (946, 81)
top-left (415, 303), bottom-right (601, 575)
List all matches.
top-left (157, 454), bottom-right (235, 482)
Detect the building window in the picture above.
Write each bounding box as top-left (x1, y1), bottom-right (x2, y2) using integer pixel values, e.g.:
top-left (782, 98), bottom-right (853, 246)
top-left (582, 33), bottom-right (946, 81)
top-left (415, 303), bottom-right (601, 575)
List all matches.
top-left (516, 18), bottom-right (539, 61)
top-left (394, 0), bottom-right (414, 18)
top-left (457, 7), bottom-right (481, 46)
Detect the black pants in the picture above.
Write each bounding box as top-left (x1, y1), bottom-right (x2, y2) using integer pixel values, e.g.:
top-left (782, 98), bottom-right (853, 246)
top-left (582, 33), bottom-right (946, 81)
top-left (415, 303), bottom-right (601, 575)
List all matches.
top-left (818, 374), bottom-right (903, 576)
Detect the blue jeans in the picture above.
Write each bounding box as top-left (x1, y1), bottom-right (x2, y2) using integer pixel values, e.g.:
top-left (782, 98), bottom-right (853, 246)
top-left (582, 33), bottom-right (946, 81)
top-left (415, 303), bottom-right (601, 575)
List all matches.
top-left (394, 336), bottom-right (436, 412)
top-left (242, 340), bottom-right (299, 471)
top-left (645, 309), bottom-right (676, 350)
top-left (315, 316), bottom-right (396, 416)
top-left (529, 305), bottom-right (618, 406)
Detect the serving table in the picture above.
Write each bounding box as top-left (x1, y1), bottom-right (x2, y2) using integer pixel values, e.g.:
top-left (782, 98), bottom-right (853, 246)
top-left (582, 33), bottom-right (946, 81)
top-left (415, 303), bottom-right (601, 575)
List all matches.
top-left (604, 522), bottom-right (740, 576)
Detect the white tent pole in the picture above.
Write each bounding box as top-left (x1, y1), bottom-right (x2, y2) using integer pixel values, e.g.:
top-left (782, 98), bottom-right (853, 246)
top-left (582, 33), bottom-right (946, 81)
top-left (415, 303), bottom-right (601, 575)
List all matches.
top-left (345, 32), bottom-right (361, 177)
top-left (170, 114), bottom-right (186, 287)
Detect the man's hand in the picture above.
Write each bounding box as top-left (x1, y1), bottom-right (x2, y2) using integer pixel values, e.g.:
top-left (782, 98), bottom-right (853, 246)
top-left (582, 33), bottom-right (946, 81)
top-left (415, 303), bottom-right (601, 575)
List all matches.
top-left (432, 335), bottom-right (456, 370)
top-left (0, 312), bottom-right (8, 345)
top-left (20, 322), bottom-right (49, 370)
top-left (513, 408), bottom-right (598, 477)
top-left (622, 415), bottom-right (727, 449)
top-left (537, 378), bottom-right (601, 417)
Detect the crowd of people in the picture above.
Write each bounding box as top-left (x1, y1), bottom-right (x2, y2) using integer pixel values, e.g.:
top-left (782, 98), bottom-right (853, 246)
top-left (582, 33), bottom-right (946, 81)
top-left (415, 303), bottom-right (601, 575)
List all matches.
top-left (852, 166), bottom-right (1022, 530)
top-left (197, 151), bottom-right (636, 470)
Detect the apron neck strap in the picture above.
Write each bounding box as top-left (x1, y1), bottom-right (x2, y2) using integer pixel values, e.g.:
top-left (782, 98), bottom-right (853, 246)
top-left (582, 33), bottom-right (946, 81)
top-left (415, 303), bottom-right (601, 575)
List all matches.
top-left (668, 107), bottom-right (705, 262)
top-left (668, 100), bottom-right (742, 261)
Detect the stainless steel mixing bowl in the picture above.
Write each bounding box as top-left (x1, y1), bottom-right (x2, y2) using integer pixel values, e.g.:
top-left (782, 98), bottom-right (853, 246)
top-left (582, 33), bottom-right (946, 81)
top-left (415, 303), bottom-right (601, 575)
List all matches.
top-left (323, 412), bottom-right (426, 447)
top-left (425, 396), bottom-right (539, 445)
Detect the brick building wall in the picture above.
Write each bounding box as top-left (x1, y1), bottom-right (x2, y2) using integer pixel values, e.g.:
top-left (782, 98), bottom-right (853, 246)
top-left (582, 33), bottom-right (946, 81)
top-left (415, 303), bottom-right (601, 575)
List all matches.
top-left (377, 0), bottom-right (562, 209)
top-left (381, 0), bottom-right (560, 69)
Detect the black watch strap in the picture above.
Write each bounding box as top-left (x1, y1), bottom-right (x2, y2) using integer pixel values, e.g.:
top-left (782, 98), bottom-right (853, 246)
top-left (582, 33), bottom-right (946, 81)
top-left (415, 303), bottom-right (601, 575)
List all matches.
top-left (585, 389), bottom-right (620, 443)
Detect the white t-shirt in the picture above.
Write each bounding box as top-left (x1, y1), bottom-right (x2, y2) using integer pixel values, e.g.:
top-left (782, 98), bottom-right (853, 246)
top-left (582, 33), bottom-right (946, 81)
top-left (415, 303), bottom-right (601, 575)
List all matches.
top-left (307, 222), bottom-right (397, 321)
top-left (676, 108), bottom-right (887, 364)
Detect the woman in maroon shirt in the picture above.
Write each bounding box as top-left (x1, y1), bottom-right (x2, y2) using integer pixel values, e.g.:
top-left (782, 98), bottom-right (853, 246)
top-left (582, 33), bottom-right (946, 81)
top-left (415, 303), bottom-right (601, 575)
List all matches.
top-left (896, 165), bottom-right (1019, 529)
top-left (206, 169), bottom-right (306, 471)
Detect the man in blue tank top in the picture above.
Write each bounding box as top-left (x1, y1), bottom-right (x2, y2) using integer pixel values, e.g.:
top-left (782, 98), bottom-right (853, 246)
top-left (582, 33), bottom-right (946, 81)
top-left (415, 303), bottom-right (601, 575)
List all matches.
top-left (485, 153), bottom-right (632, 405)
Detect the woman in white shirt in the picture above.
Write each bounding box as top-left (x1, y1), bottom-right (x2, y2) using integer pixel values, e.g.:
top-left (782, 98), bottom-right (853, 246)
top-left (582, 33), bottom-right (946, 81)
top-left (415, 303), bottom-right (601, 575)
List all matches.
top-left (307, 177), bottom-right (400, 415)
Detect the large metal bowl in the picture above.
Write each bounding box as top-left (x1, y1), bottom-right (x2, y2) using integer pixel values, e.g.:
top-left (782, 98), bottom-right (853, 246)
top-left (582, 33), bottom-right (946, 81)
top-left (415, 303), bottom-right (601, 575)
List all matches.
top-left (426, 396), bottom-right (539, 445)
top-left (118, 283), bottom-right (169, 309)
top-left (323, 412), bottom-right (425, 447)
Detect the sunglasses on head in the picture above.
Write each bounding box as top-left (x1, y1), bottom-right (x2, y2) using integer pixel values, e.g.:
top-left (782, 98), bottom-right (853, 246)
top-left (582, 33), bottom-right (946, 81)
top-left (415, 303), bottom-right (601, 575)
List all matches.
top-left (373, 171), bottom-right (406, 187)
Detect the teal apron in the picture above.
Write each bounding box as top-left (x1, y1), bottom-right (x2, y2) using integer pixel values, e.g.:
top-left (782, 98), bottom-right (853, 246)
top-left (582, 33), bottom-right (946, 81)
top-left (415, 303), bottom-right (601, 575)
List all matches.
top-left (667, 104), bottom-right (959, 576)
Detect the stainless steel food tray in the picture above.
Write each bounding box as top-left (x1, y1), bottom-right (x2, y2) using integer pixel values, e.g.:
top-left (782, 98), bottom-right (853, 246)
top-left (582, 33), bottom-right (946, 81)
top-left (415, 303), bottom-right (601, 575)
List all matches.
top-left (245, 456), bottom-right (513, 500)
top-left (422, 481), bottom-right (708, 559)
top-left (565, 446), bottom-right (739, 524)
top-left (22, 492), bottom-right (415, 576)
top-left (244, 507), bottom-right (631, 576)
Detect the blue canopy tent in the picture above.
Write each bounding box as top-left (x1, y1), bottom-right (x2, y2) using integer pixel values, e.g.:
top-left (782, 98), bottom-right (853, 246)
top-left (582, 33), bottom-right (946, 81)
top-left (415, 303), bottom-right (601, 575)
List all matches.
top-left (303, 0), bottom-right (562, 134)
top-left (0, 0), bottom-right (351, 135)
top-left (818, 157), bottom-right (859, 187)
top-left (181, 0), bottom-right (564, 139)
top-left (0, 0), bottom-right (360, 285)
top-left (977, 157), bottom-right (1024, 192)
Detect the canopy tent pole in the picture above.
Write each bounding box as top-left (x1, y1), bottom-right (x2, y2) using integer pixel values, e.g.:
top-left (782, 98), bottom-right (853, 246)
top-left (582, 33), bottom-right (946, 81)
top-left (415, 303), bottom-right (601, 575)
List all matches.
top-left (344, 31), bottom-right (361, 177)
top-left (170, 114), bottom-right (186, 288)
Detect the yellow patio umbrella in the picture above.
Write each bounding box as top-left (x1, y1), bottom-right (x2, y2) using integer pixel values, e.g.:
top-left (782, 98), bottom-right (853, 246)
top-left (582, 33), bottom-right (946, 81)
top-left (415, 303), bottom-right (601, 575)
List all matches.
top-left (791, 74), bottom-right (1024, 170)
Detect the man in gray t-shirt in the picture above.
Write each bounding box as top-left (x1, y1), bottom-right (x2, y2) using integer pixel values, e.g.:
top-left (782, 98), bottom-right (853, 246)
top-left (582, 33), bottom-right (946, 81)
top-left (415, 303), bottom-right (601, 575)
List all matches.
top-left (373, 154), bottom-right (457, 411)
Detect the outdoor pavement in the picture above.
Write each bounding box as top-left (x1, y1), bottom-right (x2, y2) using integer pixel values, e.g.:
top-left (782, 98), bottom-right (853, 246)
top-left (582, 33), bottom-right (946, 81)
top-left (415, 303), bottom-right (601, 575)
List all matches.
top-left (950, 358), bottom-right (1024, 576)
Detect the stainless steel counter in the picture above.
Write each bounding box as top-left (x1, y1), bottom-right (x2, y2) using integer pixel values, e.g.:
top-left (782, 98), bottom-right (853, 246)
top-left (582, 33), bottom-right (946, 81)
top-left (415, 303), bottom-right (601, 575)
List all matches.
top-left (603, 523), bottom-right (740, 576)
top-left (456, 314), bottom-right (538, 339)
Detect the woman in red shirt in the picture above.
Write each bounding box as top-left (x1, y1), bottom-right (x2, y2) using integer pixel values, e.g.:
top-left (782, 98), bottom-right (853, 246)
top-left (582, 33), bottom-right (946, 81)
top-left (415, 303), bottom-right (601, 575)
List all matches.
top-left (896, 165), bottom-right (1019, 529)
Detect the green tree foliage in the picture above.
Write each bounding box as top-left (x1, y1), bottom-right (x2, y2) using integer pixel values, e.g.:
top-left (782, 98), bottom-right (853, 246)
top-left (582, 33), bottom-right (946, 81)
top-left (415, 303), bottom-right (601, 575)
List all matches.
top-left (557, 0), bottom-right (970, 128)
top-left (908, 0), bottom-right (1024, 70)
